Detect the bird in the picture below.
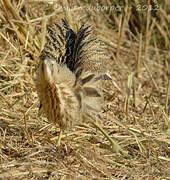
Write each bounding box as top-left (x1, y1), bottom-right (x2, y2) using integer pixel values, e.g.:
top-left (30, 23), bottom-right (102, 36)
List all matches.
top-left (34, 19), bottom-right (125, 154)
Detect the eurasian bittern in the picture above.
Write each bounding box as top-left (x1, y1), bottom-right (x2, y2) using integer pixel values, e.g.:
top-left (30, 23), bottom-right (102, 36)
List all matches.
top-left (35, 19), bottom-right (126, 155)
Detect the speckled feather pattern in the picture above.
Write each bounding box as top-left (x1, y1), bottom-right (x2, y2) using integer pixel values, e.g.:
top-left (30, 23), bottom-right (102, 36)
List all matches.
top-left (35, 19), bottom-right (110, 130)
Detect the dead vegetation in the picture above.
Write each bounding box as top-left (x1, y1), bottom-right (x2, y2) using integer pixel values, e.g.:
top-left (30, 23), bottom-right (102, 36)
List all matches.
top-left (0, 0), bottom-right (170, 179)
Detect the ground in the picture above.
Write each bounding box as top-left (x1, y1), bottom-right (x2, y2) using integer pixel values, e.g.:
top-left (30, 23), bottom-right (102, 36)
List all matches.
top-left (0, 0), bottom-right (170, 179)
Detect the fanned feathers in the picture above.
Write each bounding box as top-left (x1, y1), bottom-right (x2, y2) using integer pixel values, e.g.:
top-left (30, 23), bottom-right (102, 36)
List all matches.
top-left (35, 19), bottom-right (111, 130)
top-left (41, 19), bottom-right (108, 74)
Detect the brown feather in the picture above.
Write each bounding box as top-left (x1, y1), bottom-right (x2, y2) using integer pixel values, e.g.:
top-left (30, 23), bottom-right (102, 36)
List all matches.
top-left (34, 19), bottom-right (111, 131)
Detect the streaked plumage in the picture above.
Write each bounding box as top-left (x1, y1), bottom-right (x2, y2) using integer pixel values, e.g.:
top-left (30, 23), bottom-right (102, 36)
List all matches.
top-left (35, 19), bottom-right (111, 145)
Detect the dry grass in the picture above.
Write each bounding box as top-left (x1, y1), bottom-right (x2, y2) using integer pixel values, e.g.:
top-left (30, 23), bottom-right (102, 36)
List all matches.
top-left (0, 0), bottom-right (170, 179)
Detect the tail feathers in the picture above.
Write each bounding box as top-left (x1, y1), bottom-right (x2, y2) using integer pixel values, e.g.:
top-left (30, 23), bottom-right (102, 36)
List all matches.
top-left (62, 19), bottom-right (100, 73)
top-left (40, 23), bottom-right (66, 63)
top-left (41, 19), bottom-right (108, 75)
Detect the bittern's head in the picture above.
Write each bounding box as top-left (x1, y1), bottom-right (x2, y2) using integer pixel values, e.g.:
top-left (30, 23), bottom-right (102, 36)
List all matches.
top-left (40, 58), bottom-right (58, 83)
top-left (38, 57), bottom-right (76, 86)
